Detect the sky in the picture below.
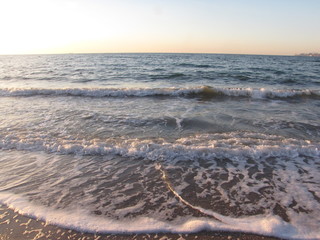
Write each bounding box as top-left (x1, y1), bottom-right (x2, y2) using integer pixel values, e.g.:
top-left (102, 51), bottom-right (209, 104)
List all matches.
top-left (0, 0), bottom-right (319, 55)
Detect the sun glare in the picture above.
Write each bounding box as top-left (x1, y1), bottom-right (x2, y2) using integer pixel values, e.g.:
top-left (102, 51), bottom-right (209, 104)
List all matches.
top-left (0, 0), bottom-right (124, 54)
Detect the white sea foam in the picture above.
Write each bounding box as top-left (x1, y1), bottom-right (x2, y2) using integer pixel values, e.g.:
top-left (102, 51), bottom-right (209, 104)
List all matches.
top-left (0, 191), bottom-right (318, 239)
top-left (0, 132), bottom-right (318, 163)
top-left (0, 87), bottom-right (203, 98)
top-left (0, 86), bottom-right (319, 99)
top-left (0, 133), bottom-right (319, 239)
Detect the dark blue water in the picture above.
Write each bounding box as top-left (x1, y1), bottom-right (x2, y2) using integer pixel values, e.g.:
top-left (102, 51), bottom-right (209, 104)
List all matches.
top-left (0, 54), bottom-right (319, 239)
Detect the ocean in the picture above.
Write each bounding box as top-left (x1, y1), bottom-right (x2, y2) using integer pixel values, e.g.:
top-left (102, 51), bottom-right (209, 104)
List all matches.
top-left (0, 53), bottom-right (319, 239)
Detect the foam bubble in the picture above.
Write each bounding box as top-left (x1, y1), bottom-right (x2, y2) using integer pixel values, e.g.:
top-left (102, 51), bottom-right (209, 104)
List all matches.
top-left (0, 132), bottom-right (319, 165)
top-left (0, 133), bottom-right (319, 239)
top-left (0, 192), bottom-right (318, 239)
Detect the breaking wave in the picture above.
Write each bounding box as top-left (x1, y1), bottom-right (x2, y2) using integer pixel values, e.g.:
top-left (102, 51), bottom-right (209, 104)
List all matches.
top-left (0, 86), bottom-right (319, 100)
top-left (0, 132), bottom-right (318, 161)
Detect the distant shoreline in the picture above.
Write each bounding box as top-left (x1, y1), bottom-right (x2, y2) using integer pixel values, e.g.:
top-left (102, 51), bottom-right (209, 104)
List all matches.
top-left (296, 53), bottom-right (320, 57)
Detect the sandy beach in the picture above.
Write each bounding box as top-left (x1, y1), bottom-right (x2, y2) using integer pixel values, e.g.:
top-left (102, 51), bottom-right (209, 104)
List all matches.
top-left (0, 204), bottom-right (285, 240)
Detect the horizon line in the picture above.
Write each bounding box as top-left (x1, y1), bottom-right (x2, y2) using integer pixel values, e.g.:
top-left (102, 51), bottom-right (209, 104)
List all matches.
top-left (0, 51), bottom-right (296, 57)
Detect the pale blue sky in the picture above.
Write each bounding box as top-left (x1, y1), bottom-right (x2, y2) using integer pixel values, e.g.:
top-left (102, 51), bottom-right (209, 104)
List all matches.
top-left (0, 0), bottom-right (319, 55)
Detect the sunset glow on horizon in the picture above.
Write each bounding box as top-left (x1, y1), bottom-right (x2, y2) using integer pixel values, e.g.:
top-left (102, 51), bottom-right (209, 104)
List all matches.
top-left (0, 0), bottom-right (319, 55)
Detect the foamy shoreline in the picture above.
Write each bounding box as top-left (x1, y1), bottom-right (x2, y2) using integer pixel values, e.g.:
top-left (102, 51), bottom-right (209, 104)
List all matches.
top-left (0, 204), bottom-right (283, 240)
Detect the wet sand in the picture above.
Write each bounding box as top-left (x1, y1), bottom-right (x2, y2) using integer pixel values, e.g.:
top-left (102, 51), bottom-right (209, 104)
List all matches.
top-left (0, 204), bottom-right (286, 240)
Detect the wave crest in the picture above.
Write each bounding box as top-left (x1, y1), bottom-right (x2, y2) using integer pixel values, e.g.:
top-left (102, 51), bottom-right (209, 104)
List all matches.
top-left (0, 132), bottom-right (318, 161)
top-left (0, 86), bottom-right (319, 100)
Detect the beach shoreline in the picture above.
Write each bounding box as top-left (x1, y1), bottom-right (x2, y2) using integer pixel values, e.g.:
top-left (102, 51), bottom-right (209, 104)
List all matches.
top-left (0, 204), bottom-right (285, 240)
top-left (1, 53), bottom-right (318, 239)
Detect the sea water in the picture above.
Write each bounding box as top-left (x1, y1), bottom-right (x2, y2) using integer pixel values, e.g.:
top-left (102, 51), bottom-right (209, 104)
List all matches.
top-left (0, 53), bottom-right (319, 239)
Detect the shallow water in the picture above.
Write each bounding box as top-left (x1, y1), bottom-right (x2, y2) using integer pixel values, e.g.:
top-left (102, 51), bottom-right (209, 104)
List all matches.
top-left (0, 53), bottom-right (319, 239)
